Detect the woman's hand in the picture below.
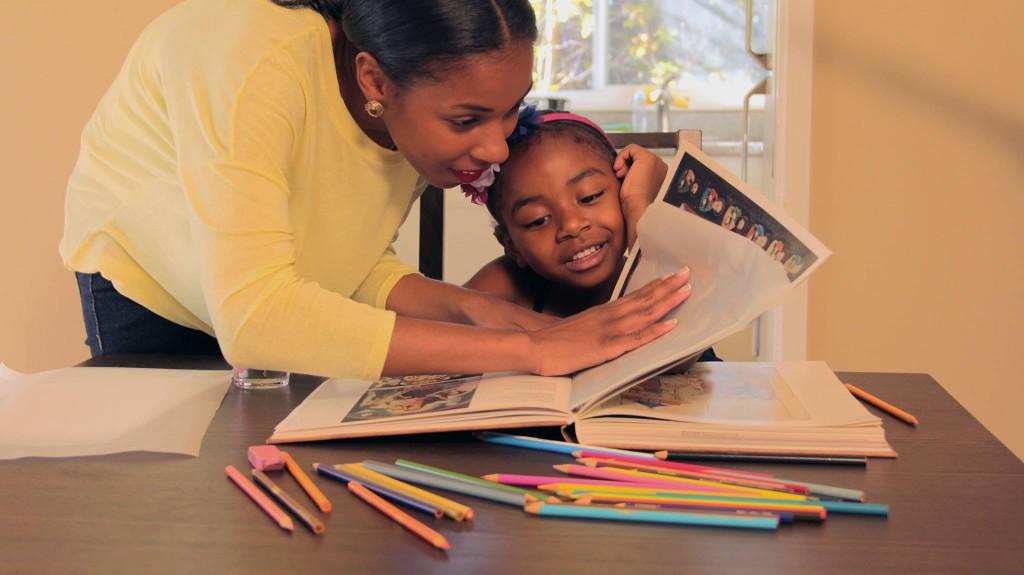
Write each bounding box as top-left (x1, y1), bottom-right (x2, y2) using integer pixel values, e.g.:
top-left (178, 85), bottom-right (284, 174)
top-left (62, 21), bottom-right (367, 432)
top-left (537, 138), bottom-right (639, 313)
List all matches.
top-left (525, 267), bottom-right (692, 376)
top-left (614, 144), bottom-right (669, 248)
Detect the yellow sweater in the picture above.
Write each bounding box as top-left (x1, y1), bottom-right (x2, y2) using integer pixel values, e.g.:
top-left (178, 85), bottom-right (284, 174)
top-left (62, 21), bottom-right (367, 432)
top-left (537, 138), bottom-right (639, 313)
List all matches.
top-left (60, 0), bottom-right (425, 379)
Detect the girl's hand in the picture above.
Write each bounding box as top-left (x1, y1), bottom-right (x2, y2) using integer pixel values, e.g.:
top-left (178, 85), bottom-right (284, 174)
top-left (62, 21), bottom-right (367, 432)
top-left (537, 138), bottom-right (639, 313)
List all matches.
top-left (525, 267), bottom-right (692, 376)
top-left (614, 144), bottom-right (669, 248)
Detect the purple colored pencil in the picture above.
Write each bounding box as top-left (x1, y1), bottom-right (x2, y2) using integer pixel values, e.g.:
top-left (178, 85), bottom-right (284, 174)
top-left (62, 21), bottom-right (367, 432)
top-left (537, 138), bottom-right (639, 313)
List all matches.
top-left (314, 463), bottom-right (444, 519)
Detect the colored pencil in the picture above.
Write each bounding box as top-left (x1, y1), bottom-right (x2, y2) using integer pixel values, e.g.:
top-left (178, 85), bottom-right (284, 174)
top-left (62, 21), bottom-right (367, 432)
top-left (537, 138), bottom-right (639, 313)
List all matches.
top-left (655, 450), bottom-right (868, 466)
top-left (758, 477), bottom-right (865, 502)
top-left (252, 469), bottom-right (325, 535)
top-left (543, 483), bottom-right (808, 501)
top-left (337, 463), bottom-right (473, 521)
top-left (555, 463), bottom-right (787, 497)
top-left (224, 464), bottom-right (293, 532)
top-left (574, 450), bottom-right (776, 480)
top-left (611, 502), bottom-right (797, 524)
top-left (314, 463), bottom-right (443, 518)
top-left (484, 474), bottom-right (688, 490)
top-left (475, 432), bottom-right (656, 459)
top-left (348, 481), bottom-right (451, 552)
top-left (580, 457), bottom-right (808, 494)
top-left (395, 459), bottom-right (553, 501)
top-left (363, 460), bottom-right (527, 507)
top-left (577, 492), bottom-right (888, 517)
top-left (845, 383), bottom-right (919, 426)
top-left (524, 501), bottom-right (779, 530)
top-left (593, 497), bottom-right (826, 522)
top-left (280, 451), bottom-right (332, 513)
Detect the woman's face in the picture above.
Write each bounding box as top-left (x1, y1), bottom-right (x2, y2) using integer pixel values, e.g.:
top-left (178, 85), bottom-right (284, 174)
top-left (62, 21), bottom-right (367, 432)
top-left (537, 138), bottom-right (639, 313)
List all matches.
top-left (383, 43), bottom-right (534, 189)
top-left (497, 135), bottom-right (626, 290)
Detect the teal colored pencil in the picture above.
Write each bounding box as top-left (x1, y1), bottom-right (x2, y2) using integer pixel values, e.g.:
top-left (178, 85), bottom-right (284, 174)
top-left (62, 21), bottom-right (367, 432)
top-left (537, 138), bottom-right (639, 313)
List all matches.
top-left (394, 459), bottom-right (552, 501)
top-left (524, 501), bottom-right (779, 530)
top-left (571, 490), bottom-right (889, 517)
top-left (362, 460), bottom-right (527, 507)
top-left (475, 432), bottom-right (656, 460)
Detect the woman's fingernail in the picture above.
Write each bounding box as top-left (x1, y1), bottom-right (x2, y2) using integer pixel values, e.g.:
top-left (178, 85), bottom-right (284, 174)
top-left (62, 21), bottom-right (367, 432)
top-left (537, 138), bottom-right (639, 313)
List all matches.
top-left (678, 283), bottom-right (692, 293)
top-left (680, 266), bottom-right (690, 275)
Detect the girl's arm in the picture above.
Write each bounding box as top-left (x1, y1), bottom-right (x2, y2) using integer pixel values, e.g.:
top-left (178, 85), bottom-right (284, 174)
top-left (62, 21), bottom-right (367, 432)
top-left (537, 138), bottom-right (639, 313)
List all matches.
top-left (462, 256), bottom-right (534, 310)
top-left (613, 144), bottom-right (669, 248)
top-left (387, 268), bottom-right (548, 331)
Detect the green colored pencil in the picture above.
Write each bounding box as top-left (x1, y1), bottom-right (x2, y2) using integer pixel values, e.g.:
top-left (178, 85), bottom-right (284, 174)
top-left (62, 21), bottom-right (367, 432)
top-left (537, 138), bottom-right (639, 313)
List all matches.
top-left (395, 459), bottom-right (553, 502)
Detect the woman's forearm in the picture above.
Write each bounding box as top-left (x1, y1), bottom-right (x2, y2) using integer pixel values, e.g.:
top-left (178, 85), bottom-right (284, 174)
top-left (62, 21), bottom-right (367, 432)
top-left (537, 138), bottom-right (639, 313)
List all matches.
top-left (381, 316), bottom-right (534, 376)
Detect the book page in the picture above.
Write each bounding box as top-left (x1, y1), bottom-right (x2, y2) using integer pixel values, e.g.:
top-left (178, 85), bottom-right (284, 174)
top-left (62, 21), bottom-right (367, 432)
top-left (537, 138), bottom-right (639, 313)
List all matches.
top-left (569, 141), bottom-right (831, 412)
top-left (582, 362), bottom-right (878, 428)
top-left (273, 372), bottom-right (573, 436)
top-left (570, 202), bottom-right (792, 412)
top-left (583, 363), bottom-right (809, 424)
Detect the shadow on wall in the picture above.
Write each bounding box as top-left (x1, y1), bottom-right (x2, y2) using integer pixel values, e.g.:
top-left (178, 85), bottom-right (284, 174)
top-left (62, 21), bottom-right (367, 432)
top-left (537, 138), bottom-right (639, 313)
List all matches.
top-left (815, 40), bottom-right (1024, 155)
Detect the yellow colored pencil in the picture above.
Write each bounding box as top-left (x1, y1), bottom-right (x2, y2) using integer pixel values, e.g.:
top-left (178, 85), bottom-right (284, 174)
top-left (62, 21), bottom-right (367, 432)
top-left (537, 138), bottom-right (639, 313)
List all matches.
top-left (577, 457), bottom-right (805, 494)
top-left (539, 483), bottom-right (809, 501)
top-left (281, 451), bottom-right (332, 513)
top-left (845, 383), bottom-right (919, 426)
top-left (559, 463), bottom-right (786, 498)
top-left (337, 463), bottom-right (474, 521)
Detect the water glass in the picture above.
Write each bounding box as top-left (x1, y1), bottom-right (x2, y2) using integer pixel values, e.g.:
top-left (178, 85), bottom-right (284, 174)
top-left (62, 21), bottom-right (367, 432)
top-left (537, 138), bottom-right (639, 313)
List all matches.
top-left (231, 367), bottom-right (290, 390)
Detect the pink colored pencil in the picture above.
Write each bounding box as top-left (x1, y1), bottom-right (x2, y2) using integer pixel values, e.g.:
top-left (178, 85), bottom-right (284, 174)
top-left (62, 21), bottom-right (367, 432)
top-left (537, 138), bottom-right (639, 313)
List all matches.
top-left (554, 464), bottom-right (752, 495)
top-left (573, 451), bottom-right (774, 480)
top-left (225, 465), bottom-right (294, 532)
top-left (483, 474), bottom-right (712, 490)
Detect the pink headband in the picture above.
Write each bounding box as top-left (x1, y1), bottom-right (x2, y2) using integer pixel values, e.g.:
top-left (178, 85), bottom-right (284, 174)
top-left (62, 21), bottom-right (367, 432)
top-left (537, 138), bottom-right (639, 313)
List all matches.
top-left (459, 110), bottom-right (615, 206)
top-left (538, 112), bottom-right (616, 150)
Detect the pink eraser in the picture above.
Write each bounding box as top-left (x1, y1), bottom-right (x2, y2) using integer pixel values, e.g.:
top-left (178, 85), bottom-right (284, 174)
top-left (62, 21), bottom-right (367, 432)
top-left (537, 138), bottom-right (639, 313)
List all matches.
top-left (247, 445), bottom-right (284, 471)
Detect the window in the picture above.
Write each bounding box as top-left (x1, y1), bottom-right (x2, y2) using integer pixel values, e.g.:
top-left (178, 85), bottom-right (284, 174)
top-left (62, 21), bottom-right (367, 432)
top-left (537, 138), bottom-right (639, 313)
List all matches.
top-left (529, 0), bottom-right (770, 113)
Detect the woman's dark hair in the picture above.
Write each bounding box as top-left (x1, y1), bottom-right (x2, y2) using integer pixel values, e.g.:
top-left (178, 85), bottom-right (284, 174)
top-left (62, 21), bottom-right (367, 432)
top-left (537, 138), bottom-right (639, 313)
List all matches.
top-left (272, 0), bottom-right (537, 86)
top-left (486, 117), bottom-right (617, 225)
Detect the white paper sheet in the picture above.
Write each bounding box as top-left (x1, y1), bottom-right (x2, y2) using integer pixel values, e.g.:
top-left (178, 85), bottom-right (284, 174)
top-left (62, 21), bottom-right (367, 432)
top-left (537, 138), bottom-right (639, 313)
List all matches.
top-left (0, 364), bottom-right (231, 459)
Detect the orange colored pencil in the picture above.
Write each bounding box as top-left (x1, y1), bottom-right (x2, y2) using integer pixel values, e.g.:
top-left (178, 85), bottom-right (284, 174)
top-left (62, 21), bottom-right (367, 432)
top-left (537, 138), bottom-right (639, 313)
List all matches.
top-left (281, 451), bottom-right (332, 513)
top-left (844, 383), bottom-right (919, 426)
top-left (225, 465), bottom-right (294, 532)
top-left (348, 481), bottom-right (451, 552)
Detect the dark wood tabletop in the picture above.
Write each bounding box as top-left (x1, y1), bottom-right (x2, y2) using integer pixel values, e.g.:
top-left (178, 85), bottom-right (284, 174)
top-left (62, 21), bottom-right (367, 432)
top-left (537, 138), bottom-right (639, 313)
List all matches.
top-left (2, 354), bottom-right (1022, 575)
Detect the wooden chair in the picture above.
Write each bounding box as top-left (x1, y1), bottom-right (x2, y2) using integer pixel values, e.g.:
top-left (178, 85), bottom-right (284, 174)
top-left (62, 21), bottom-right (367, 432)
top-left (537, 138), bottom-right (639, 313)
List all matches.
top-left (416, 129), bottom-right (702, 280)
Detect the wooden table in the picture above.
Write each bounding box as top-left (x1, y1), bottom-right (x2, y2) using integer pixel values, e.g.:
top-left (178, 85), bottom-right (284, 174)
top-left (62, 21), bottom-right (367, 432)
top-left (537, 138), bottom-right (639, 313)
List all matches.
top-left (2, 355), bottom-right (1022, 574)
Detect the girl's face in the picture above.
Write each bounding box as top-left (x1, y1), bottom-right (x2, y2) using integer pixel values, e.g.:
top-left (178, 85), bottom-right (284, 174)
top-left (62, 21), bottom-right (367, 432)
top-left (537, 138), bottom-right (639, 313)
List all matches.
top-left (497, 135), bottom-right (625, 289)
top-left (382, 43), bottom-right (534, 189)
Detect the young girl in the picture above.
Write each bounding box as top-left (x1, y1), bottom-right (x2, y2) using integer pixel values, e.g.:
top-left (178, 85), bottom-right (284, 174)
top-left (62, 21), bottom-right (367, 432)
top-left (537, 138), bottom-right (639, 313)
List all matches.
top-left (465, 109), bottom-right (720, 361)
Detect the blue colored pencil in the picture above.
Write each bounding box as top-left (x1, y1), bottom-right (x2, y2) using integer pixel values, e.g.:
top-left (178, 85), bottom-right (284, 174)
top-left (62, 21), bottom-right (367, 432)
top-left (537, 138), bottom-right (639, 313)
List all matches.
top-left (313, 463), bottom-right (443, 518)
top-left (524, 501), bottom-right (778, 530)
top-left (476, 432), bottom-right (656, 460)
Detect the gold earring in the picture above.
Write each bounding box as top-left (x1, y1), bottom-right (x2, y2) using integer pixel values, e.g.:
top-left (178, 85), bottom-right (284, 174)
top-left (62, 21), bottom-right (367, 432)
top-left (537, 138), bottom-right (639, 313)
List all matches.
top-left (364, 99), bottom-right (384, 118)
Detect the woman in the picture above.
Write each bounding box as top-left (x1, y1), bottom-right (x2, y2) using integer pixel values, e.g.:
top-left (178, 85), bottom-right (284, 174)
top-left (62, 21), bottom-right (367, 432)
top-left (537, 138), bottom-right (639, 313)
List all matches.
top-left (60, 0), bottom-right (691, 380)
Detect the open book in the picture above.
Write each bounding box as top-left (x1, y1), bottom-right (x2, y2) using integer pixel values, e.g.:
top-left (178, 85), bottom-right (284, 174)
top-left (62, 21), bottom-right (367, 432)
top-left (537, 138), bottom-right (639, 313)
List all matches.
top-left (270, 141), bottom-right (892, 456)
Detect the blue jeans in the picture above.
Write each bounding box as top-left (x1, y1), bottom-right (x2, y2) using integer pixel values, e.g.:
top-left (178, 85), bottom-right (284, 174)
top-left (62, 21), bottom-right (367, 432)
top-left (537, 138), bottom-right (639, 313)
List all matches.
top-left (75, 272), bottom-right (222, 357)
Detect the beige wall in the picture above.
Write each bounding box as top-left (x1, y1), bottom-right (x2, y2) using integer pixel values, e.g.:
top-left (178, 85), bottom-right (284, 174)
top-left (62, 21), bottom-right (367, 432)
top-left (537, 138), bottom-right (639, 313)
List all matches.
top-left (1, 1), bottom-right (182, 373)
top-left (809, 1), bottom-right (1024, 460)
top-left (2, 1), bottom-right (1021, 459)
